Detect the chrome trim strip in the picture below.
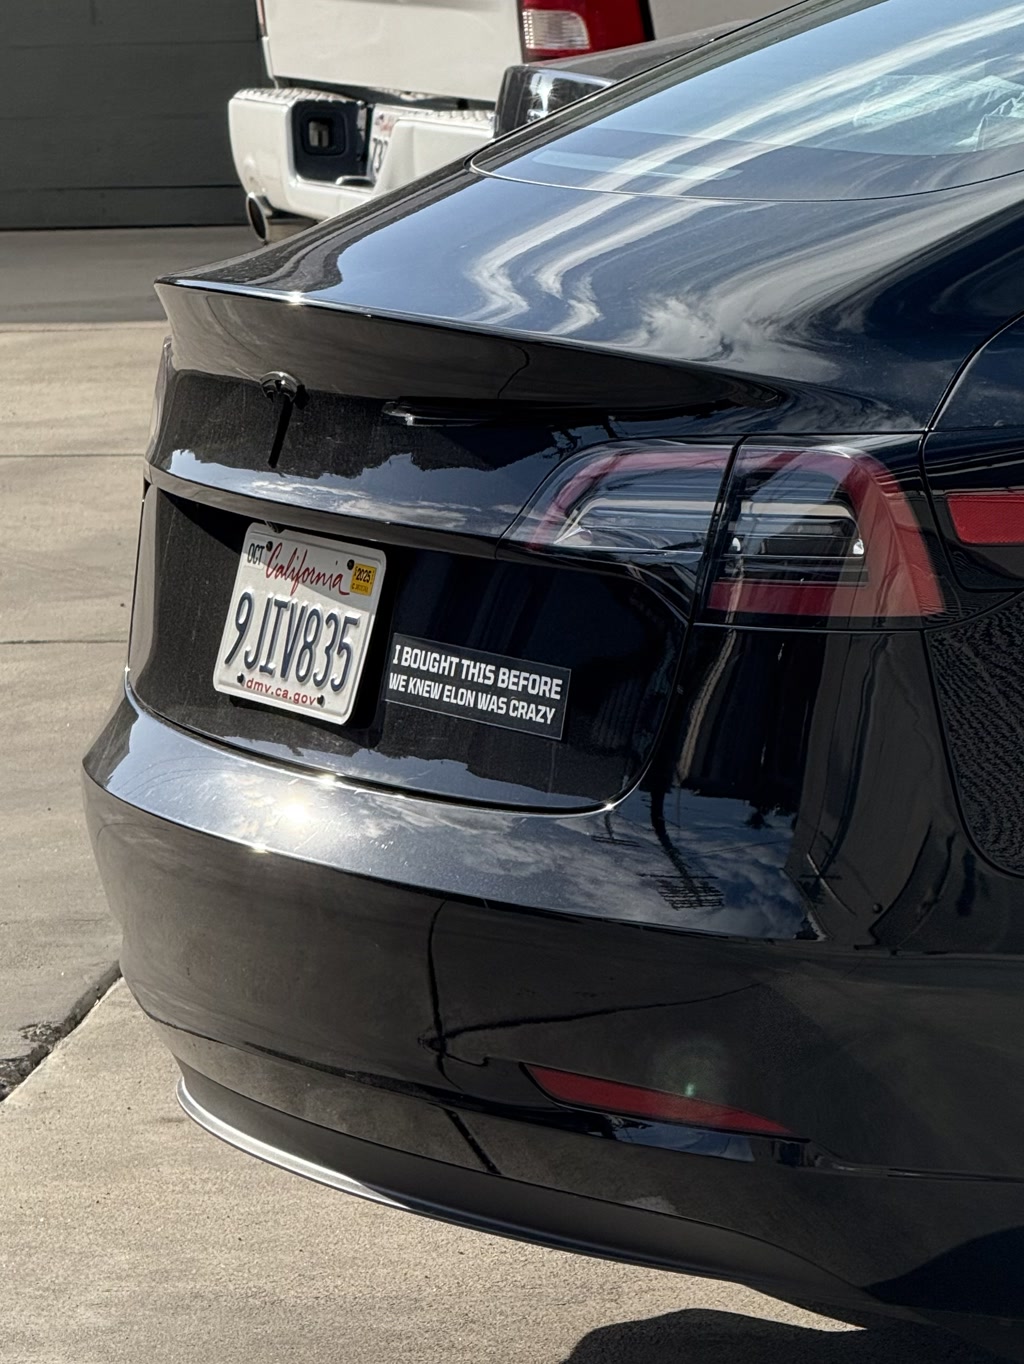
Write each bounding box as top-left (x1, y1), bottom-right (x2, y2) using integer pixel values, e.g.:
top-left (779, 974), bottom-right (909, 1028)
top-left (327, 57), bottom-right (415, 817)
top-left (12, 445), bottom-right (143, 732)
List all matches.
top-left (231, 85), bottom-right (492, 127)
top-left (176, 1078), bottom-right (410, 1210)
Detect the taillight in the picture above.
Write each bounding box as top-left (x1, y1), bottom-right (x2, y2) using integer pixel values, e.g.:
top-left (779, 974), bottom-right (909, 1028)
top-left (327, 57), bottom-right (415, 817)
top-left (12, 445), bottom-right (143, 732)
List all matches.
top-left (519, 0), bottom-right (647, 61)
top-left (505, 441), bottom-right (731, 573)
top-left (527, 1065), bottom-right (793, 1137)
top-left (706, 445), bottom-right (944, 624)
top-left (255, 0), bottom-right (267, 37)
top-left (504, 439), bottom-right (944, 628)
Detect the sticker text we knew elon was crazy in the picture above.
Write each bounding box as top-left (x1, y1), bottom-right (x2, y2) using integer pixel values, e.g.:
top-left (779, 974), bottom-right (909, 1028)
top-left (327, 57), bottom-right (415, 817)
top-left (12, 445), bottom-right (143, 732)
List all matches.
top-left (385, 635), bottom-right (571, 740)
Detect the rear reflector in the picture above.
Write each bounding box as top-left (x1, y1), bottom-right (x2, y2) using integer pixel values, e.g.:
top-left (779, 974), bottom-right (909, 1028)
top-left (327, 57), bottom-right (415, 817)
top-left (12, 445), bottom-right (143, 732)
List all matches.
top-left (528, 1065), bottom-right (793, 1136)
top-left (520, 0), bottom-right (647, 61)
top-left (947, 491), bottom-right (1024, 545)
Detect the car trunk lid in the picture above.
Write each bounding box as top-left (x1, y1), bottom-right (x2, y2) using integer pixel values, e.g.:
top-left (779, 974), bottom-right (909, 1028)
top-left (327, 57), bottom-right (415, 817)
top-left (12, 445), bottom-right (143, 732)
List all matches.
top-left (132, 282), bottom-right (750, 809)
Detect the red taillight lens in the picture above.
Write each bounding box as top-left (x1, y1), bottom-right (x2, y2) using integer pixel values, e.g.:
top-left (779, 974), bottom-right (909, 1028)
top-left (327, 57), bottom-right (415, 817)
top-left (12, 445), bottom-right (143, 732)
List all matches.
top-left (255, 0), bottom-right (267, 37)
top-left (505, 440), bottom-right (943, 626)
top-left (504, 441), bottom-right (732, 566)
top-left (519, 0), bottom-right (646, 61)
top-left (528, 1065), bottom-right (793, 1137)
top-left (947, 491), bottom-right (1024, 545)
top-left (705, 445), bottom-right (943, 624)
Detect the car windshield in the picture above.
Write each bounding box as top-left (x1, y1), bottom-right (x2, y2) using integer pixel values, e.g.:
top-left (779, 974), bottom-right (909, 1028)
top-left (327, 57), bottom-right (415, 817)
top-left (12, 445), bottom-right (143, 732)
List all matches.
top-left (479, 0), bottom-right (1024, 200)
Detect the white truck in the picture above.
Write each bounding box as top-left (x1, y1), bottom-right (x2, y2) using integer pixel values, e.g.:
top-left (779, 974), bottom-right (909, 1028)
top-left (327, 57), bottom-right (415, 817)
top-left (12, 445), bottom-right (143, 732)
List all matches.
top-left (231, 0), bottom-right (783, 240)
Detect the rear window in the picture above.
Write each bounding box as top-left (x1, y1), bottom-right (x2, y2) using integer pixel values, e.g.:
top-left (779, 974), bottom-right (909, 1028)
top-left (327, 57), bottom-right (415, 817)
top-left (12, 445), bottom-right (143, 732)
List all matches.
top-left (479, 0), bottom-right (1024, 201)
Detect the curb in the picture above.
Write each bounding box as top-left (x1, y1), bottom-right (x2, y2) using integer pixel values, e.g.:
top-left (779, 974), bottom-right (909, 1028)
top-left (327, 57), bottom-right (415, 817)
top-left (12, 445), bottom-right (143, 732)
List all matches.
top-left (0, 962), bottom-right (122, 1100)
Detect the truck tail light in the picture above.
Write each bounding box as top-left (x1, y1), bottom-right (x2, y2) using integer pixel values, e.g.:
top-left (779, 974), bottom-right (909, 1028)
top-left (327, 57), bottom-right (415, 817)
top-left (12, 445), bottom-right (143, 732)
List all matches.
top-left (519, 1), bottom-right (647, 61)
top-left (505, 440), bottom-right (943, 627)
top-left (255, 0), bottom-right (267, 37)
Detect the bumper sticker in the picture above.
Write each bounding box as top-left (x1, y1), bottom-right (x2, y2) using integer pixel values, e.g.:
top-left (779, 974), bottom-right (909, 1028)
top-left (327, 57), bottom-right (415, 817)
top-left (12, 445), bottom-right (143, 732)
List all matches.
top-left (385, 634), bottom-right (570, 740)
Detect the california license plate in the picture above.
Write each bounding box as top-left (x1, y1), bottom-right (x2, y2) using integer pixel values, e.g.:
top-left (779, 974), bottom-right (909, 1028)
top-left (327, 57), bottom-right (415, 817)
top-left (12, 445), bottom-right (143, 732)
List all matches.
top-left (367, 106), bottom-right (398, 182)
top-left (213, 524), bottom-right (386, 726)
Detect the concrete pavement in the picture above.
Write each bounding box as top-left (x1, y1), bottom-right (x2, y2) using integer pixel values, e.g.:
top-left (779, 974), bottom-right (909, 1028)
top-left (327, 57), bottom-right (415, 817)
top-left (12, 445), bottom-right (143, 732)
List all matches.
top-left (0, 228), bottom-right (252, 1092)
top-left (0, 982), bottom-right (989, 1364)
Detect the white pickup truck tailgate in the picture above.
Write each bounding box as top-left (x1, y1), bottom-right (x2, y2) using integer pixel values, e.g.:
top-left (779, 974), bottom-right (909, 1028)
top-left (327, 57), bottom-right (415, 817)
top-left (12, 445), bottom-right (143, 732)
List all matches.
top-left (263, 0), bottom-right (523, 103)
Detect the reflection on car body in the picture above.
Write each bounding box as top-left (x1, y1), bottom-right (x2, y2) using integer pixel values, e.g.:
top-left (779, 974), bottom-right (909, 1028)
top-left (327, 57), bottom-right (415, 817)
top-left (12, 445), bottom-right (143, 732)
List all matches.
top-left (85, 1), bottom-right (1024, 1358)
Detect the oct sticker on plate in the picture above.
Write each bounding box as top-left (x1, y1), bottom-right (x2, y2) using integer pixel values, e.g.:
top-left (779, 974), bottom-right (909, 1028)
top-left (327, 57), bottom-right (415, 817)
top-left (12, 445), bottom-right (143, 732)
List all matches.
top-left (213, 524), bottom-right (385, 726)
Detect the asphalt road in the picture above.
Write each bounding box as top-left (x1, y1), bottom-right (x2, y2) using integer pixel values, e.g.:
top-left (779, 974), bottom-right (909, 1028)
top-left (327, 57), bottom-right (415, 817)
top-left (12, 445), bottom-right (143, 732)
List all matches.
top-left (0, 228), bottom-right (1000, 1363)
top-left (0, 227), bottom-right (254, 324)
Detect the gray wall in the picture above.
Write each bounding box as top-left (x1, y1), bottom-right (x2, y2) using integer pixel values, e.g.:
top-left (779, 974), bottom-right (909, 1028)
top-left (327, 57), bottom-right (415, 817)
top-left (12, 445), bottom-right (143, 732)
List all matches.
top-left (1, 0), bottom-right (264, 228)
top-left (649, 0), bottom-right (790, 33)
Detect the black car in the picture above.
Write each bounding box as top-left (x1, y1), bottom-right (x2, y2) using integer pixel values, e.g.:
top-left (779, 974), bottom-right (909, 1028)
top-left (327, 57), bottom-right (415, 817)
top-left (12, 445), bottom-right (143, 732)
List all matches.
top-left (85, 0), bottom-right (1024, 1355)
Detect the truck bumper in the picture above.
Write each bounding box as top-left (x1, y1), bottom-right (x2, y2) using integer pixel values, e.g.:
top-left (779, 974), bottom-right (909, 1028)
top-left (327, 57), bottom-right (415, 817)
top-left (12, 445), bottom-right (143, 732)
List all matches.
top-left (228, 85), bottom-right (494, 226)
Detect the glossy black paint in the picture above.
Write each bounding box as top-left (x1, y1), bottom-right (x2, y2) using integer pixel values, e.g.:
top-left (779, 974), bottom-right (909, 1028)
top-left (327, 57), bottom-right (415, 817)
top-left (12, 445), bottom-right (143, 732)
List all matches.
top-left (83, 1), bottom-right (1024, 1346)
top-left (177, 1067), bottom-right (868, 1306)
top-left (166, 156), bottom-right (1024, 436)
top-left (84, 695), bottom-right (1024, 1326)
top-left (494, 64), bottom-right (610, 140)
top-left (130, 485), bottom-right (682, 807)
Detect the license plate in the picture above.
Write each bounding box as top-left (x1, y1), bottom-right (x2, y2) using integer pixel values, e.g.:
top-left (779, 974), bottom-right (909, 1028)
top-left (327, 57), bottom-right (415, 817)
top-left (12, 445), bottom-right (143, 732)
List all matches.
top-left (367, 107), bottom-right (398, 182)
top-left (213, 524), bottom-right (386, 726)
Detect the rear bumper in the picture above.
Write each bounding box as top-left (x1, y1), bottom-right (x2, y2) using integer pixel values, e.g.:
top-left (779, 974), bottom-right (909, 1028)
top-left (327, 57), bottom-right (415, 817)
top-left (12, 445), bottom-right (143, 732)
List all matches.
top-left (84, 687), bottom-right (1024, 1326)
top-left (176, 1065), bottom-right (868, 1308)
top-left (228, 86), bottom-right (494, 223)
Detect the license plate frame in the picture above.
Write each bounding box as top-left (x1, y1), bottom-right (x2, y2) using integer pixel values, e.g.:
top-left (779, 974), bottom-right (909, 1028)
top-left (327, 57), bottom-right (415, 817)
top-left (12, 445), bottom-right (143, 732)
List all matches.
top-left (212, 523), bottom-right (386, 727)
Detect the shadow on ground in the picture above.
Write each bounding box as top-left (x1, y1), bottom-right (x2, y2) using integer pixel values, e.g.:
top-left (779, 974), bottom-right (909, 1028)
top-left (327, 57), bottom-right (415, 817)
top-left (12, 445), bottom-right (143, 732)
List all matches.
top-left (561, 1309), bottom-right (1002, 1363)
